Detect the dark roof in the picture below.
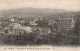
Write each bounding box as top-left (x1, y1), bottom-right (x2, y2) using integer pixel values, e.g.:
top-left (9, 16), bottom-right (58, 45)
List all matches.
top-left (31, 27), bottom-right (51, 33)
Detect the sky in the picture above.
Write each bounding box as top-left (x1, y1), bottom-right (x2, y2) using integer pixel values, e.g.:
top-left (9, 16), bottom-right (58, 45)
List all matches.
top-left (0, 0), bottom-right (80, 11)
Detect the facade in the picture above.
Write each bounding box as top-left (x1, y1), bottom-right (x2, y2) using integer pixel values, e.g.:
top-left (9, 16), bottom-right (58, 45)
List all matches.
top-left (56, 17), bottom-right (74, 32)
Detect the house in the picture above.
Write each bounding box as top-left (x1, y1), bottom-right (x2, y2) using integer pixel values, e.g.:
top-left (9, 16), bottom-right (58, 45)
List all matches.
top-left (10, 18), bottom-right (15, 22)
top-left (48, 20), bottom-right (56, 26)
top-left (29, 18), bottom-right (38, 26)
top-left (29, 21), bottom-right (38, 26)
top-left (4, 23), bottom-right (32, 35)
top-left (31, 27), bottom-right (51, 34)
top-left (20, 20), bottom-right (26, 26)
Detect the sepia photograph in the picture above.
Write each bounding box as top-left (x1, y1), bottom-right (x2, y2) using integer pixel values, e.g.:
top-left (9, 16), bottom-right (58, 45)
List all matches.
top-left (0, 0), bottom-right (80, 51)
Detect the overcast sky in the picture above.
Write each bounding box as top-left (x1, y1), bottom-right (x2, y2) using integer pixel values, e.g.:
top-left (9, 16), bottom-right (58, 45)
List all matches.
top-left (0, 0), bottom-right (80, 11)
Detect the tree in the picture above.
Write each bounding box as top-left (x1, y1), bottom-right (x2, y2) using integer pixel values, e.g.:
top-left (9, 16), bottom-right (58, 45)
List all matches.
top-left (73, 15), bottom-right (80, 36)
top-left (36, 19), bottom-right (49, 27)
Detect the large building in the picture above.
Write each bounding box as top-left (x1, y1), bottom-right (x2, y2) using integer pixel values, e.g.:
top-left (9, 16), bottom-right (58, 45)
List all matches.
top-left (56, 17), bottom-right (74, 32)
top-left (4, 23), bottom-right (32, 35)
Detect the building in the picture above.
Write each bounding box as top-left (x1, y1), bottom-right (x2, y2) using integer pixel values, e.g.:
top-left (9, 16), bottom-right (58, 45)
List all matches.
top-left (56, 17), bottom-right (74, 32)
top-left (31, 27), bottom-right (51, 34)
top-left (4, 23), bottom-right (32, 35)
top-left (0, 17), bottom-right (15, 22)
top-left (29, 18), bottom-right (38, 26)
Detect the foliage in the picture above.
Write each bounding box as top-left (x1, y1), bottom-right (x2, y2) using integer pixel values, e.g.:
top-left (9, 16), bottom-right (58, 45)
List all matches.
top-left (36, 19), bottom-right (49, 27)
top-left (1, 31), bottom-right (80, 46)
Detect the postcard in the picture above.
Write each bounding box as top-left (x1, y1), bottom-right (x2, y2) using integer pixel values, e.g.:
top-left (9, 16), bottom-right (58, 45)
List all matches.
top-left (0, 0), bottom-right (80, 51)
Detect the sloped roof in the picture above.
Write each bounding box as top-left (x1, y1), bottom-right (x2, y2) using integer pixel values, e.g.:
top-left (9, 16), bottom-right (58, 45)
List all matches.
top-left (31, 27), bottom-right (51, 33)
top-left (9, 23), bottom-right (22, 27)
top-left (39, 27), bottom-right (51, 33)
top-left (30, 22), bottom-right (38, 25)
top-left (8, 23), bottom-right (32, 32)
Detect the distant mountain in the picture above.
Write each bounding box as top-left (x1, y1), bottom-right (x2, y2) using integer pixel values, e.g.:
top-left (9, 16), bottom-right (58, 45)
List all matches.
top-left (0, 7), bottom-right (71, 17)
top-left (0, 7), bottom-right (80, 21)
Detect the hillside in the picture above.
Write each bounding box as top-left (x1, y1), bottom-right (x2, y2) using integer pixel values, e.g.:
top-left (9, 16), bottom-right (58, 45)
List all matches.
top-left (0, 8), bottom-right (80, 20)
top-left (0, 8), bottom-right (70, 17)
